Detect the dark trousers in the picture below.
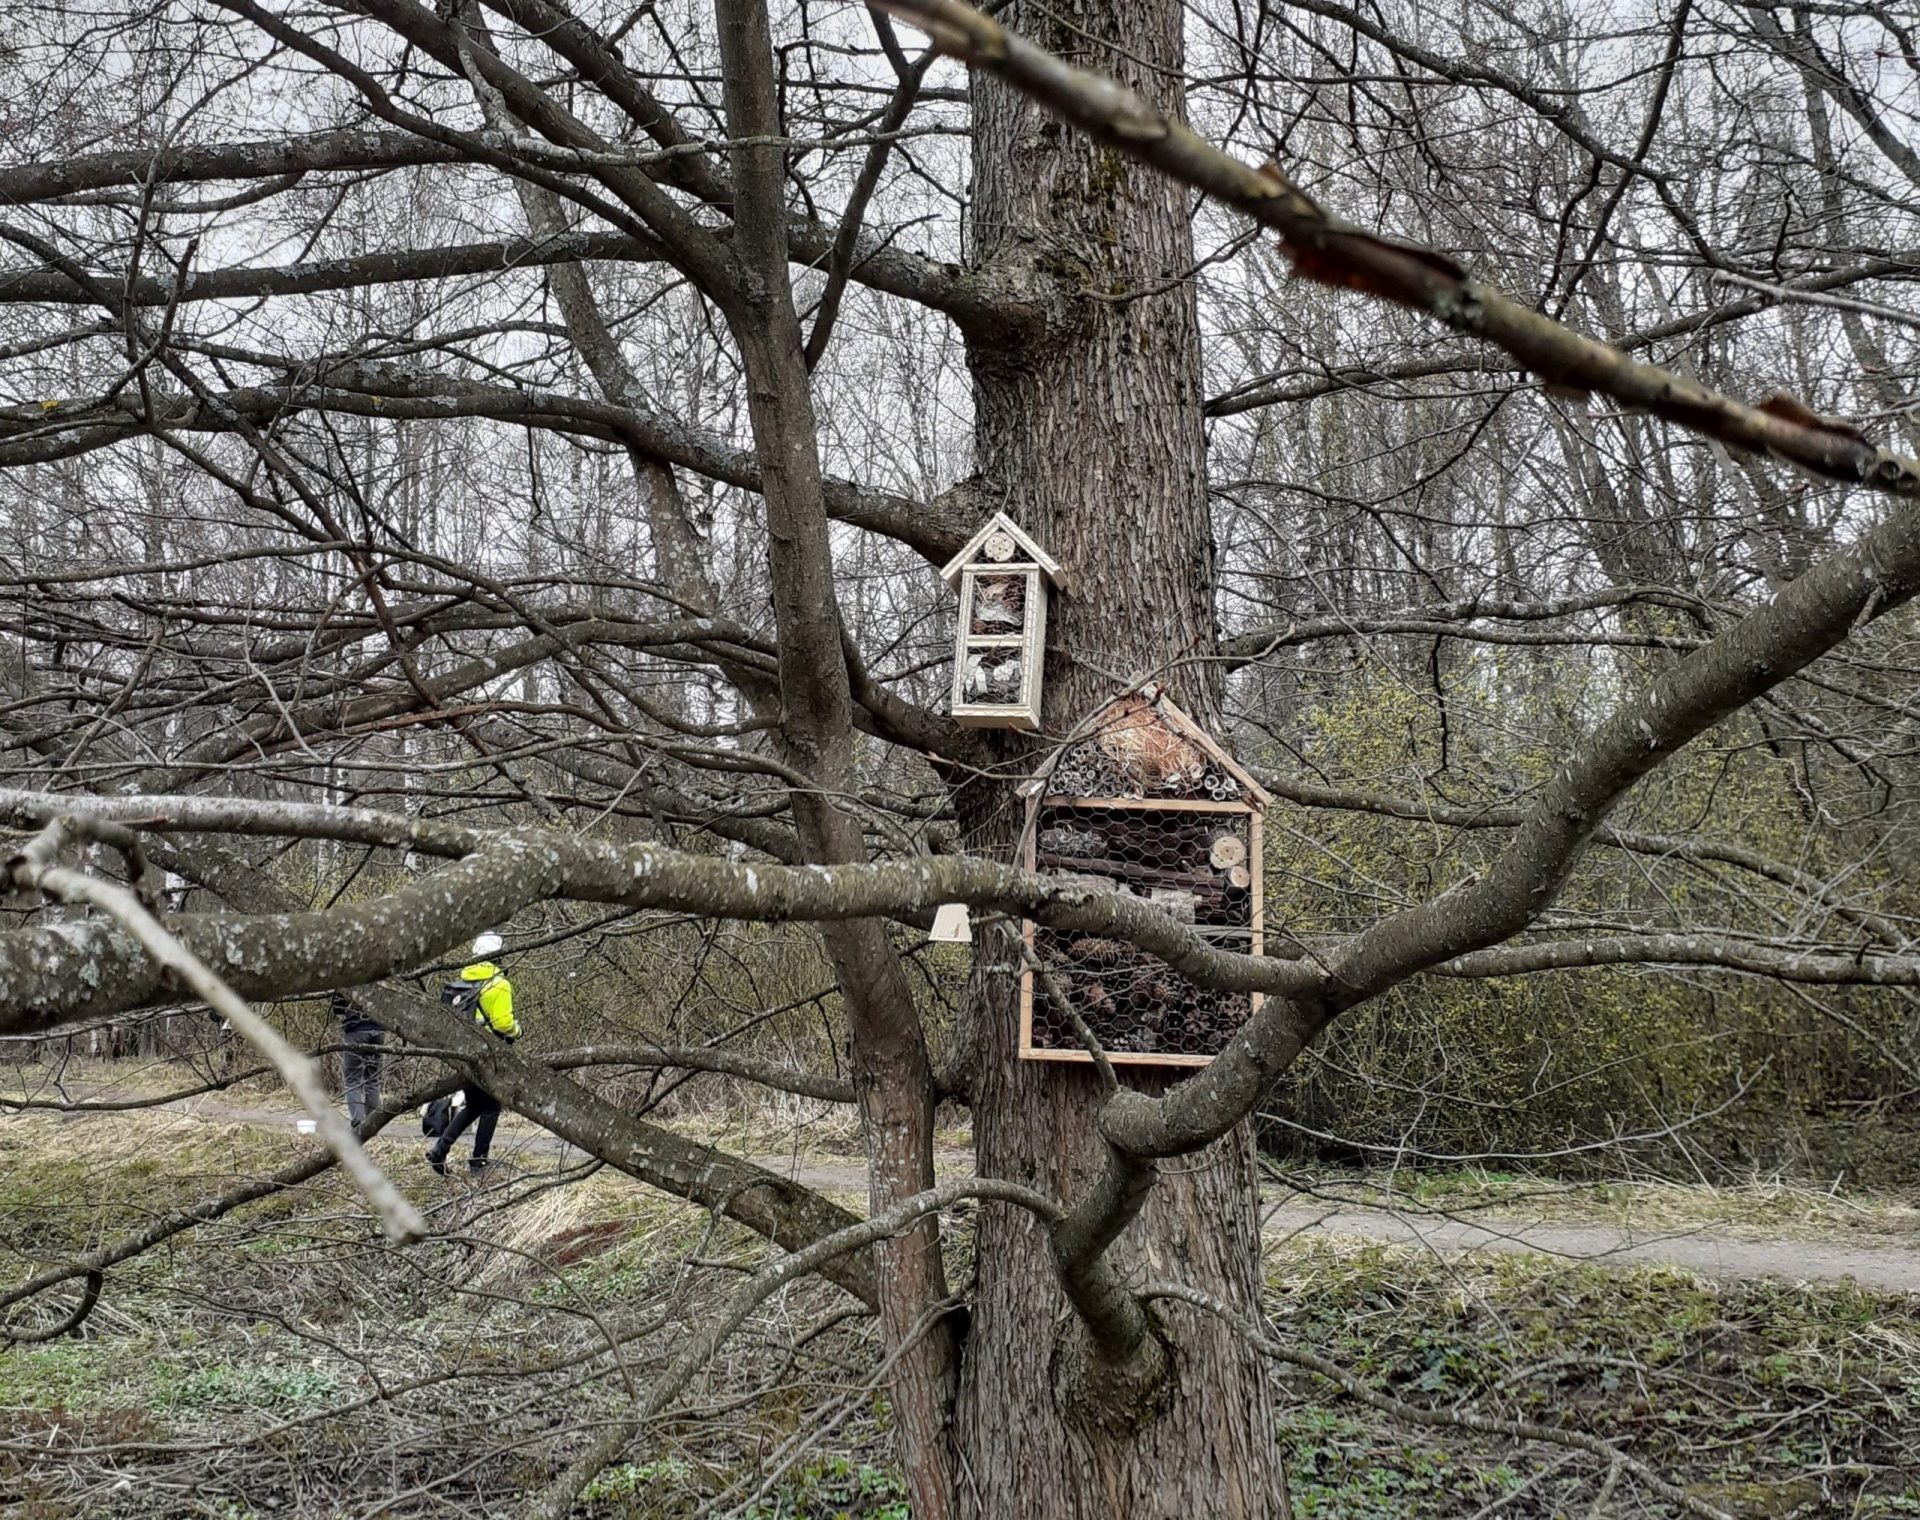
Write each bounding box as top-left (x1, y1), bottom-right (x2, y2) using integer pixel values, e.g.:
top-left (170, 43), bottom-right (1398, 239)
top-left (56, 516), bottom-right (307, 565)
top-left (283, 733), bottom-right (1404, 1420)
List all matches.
top-left (342, 1030), bottom-right (384, 1127)
top-left (431, 1086), bottom-right (501, 1164)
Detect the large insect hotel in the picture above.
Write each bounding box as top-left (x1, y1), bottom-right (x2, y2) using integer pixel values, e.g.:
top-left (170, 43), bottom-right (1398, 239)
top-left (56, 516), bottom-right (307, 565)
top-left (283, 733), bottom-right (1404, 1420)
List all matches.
top-left (1020, 686), bottom-right (1269, 1068)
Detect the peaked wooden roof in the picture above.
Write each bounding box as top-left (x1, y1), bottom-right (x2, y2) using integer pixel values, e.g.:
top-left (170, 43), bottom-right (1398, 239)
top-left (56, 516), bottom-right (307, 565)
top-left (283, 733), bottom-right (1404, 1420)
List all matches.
top-left (1038, 683), bottom-right (1273, 808)
top-left (939, 511), bottom-right (1067, 590)
top-left (1139, 688), bottom-right (1272, 807)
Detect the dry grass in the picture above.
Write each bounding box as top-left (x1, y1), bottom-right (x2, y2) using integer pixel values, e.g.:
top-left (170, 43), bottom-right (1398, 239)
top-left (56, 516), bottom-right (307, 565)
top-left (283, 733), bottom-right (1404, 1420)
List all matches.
top-left (7, 1065), bottom-right (1920, 1517)
top-left (1, 1051), bottom-right (267, 1107)
top-left (4, 1091), bottom-right (1919, 1517)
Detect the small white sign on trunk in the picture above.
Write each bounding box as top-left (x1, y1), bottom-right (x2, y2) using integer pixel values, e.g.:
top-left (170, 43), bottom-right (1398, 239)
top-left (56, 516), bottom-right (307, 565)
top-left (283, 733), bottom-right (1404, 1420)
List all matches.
top-left (929, 902), bottom-right (973, 943)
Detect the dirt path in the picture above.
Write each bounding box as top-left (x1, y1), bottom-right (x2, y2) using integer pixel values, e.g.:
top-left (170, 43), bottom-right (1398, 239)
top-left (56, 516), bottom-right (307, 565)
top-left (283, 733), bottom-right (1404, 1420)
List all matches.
top-left (1259, 1203), bottom-right (1920, 1295)
top-left (142, 1094), bottom-right (1920, 1294)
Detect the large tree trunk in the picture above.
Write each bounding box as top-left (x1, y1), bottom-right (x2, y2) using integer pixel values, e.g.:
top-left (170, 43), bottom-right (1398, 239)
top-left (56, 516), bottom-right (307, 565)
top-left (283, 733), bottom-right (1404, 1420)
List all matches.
top-left (951, 0), bottom-right (1285, 1511)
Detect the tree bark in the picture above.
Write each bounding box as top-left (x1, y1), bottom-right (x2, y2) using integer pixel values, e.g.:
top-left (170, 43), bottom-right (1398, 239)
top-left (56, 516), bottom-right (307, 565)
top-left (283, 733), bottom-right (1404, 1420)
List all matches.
top-left (952, 0), bottom-right (1283, 1510)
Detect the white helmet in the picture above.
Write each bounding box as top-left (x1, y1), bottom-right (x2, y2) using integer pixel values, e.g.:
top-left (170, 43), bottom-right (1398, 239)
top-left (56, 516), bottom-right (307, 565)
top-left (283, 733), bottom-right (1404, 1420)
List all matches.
top-left (470, 932), bottom-right (504, 959)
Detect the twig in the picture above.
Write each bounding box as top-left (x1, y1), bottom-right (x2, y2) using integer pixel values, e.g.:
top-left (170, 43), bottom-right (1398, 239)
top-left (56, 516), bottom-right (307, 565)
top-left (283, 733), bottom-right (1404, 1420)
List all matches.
top-left (1019, 939), bottom-right (1116, 1094)
top-left (1587, 1458), bottom-right (1625, 1518)
top-left (1141, 1279), bottom-right (1736, 1520)
top-left (704, 1295), bottom-right (963, 1517)
top-left (4, 818), bottom-right (427, 1244)
top-left (1710, 269), bottom-right (1920, 335)
top-left (868, 0), bottom-right (1920, 499)
top-left (1464, 1451), bottom-right (1580, 1520)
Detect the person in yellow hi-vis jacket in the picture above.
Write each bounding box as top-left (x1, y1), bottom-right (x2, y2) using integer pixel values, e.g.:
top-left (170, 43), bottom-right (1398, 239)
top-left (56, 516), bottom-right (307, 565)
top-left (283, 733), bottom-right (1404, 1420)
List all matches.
top-left (426, 932), bottom-right (519, 1175)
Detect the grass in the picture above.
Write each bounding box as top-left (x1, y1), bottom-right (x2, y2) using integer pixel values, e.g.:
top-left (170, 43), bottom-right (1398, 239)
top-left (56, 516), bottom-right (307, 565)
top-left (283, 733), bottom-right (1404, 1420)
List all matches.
top-left (4, 1072), bottom-right (1918, 1517)
top-left (0, 1110), bottom-right (307, 1256)
top-left (0, 1051), bottom-right (294, 1122)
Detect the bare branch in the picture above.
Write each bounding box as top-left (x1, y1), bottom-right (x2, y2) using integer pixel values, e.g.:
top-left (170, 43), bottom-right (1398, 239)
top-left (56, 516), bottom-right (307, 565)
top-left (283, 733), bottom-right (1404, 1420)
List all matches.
top-left (4, 818), bottom-right (428, 1244)
top-left (871, 0), bottom-right (1920, 497)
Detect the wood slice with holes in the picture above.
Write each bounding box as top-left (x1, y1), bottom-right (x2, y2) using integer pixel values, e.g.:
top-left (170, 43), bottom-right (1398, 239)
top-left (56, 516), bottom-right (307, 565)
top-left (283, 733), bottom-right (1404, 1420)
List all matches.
top-left (1208, 834), bottom-right (1247, 870)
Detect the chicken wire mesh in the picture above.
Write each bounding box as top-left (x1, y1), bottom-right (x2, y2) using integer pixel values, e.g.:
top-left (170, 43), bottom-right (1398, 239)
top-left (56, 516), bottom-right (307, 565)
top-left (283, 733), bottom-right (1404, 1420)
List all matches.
top-left (960, 646), bottom-right (1025, 705)
top-left (1025, 801), bottom-right (1258, 1063)
top-left (968, 573), bottom-right (1028, 635)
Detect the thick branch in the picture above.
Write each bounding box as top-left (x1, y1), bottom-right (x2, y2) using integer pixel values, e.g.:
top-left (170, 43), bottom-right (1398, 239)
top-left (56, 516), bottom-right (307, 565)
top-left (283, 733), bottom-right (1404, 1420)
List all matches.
top-left (0, 788), bottom-right (1330, 1034)
top-left (5, 823), bottom-right (425, 1243)
top-left (1204, 246), bottom-right (1920, 416)
top-left (0, 826), bottom-right (565, 1030)
top-left (873, 0), bottom-right (1920, 497)
top-left (1433, 933), bottom-right (1920, 985)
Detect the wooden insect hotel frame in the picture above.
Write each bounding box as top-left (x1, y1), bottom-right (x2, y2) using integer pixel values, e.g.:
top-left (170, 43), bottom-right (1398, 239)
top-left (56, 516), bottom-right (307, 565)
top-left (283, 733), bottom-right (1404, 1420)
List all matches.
top-left (941, 511), bottom-right (1065, 731)
top-left (1020, 687), bottom-right (1270, 1068)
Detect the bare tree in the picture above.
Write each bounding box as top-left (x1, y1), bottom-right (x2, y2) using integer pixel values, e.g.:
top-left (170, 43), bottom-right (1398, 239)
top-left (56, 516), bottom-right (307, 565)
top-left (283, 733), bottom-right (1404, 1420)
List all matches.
top-left (2, 0), bottom-right (1918, 1511)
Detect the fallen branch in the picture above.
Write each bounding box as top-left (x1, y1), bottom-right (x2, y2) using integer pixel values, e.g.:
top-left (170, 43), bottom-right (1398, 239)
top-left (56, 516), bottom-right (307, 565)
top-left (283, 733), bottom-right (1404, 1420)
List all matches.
top-left (0, 1270), bottom-right (101, 1345)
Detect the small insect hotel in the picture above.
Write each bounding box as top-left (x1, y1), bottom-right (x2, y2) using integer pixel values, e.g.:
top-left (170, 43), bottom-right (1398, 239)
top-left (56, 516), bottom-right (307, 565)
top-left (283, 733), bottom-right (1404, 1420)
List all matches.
top-left (941, 512), bottom-right (1065, 731)
top-left (1020, 686), bottom-right (1269, 1067)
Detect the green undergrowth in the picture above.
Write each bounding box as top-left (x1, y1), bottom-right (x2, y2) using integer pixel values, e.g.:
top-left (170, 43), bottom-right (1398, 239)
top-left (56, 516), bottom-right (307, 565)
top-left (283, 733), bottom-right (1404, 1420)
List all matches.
top-left (1268, 1240), bottom-right (1920, 1518)
top-left (579, 1454), bottom-right (910, 1518)
top-left (4, 1103), bottom-right (1918, 1516)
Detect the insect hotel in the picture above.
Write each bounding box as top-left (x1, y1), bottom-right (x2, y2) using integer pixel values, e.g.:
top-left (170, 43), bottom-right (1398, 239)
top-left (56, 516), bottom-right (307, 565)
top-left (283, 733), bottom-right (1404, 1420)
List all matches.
top-left (941, 512), bottom-right (1064, 731)
top-left (1020, 687), bottom-right (1269, 1067)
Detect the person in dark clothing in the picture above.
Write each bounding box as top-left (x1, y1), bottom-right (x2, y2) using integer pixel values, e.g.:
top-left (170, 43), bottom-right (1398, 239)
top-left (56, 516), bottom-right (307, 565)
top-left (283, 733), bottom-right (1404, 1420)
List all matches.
top-left (330, 990), bottom-right (385, 1127)
top-left (426, 933), bottom-right (518, 1175)
top-left (428, 1086), bottom-right (501, 1175)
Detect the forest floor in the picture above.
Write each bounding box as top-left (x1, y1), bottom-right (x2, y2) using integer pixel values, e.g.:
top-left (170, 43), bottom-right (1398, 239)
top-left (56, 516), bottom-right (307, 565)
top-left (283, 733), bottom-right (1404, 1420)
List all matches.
top-left (3, 1066), bottom-right (1919, 1517)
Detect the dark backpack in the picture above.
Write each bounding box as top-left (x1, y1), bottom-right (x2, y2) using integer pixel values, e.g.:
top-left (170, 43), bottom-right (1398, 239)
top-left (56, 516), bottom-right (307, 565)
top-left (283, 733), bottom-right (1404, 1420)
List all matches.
top-left (427, 978), bottom-right (490, 1137)
top-left (442, 972), bottom-right (513, 1040)
top-left (422, 1092), bottom-right (468, 1137)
